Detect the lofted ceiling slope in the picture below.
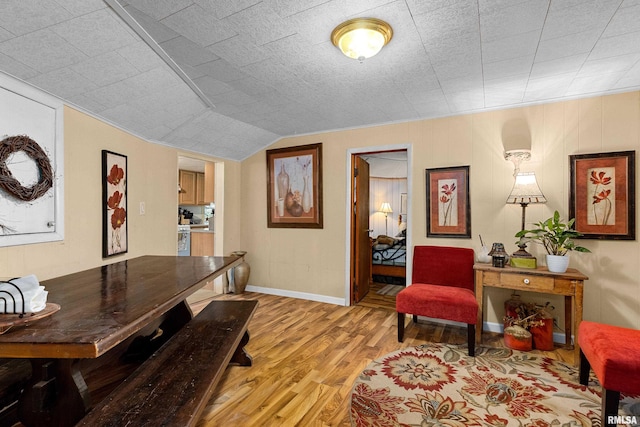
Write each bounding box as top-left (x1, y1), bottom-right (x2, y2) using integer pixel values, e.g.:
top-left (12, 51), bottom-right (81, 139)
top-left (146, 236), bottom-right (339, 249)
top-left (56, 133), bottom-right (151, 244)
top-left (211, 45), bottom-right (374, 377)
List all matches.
top-left (1, 0), bottom-right (640, 161)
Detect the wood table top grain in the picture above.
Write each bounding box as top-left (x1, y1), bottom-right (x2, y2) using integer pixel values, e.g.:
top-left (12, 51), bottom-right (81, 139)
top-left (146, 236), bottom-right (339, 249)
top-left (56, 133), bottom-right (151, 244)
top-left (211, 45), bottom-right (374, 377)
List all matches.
top-left (0, 255), bottom-right (241, 359)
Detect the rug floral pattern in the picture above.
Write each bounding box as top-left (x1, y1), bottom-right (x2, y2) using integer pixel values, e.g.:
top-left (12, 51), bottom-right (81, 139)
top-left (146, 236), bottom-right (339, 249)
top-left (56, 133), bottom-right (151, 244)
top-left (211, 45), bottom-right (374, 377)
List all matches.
top-left (350, 344), bottom-right (640, 426)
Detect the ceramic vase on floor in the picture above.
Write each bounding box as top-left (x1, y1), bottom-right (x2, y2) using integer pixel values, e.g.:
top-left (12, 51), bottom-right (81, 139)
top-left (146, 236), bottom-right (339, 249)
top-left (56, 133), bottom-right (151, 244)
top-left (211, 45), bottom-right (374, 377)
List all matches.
top-left (504, 293), bottom-right (522, 329)
top-left (530, 317), bottom-right (555, 350)
top-left (504, 325), bottom-right (533, 351)
top-left (230, 251), bottom-right (250, 294)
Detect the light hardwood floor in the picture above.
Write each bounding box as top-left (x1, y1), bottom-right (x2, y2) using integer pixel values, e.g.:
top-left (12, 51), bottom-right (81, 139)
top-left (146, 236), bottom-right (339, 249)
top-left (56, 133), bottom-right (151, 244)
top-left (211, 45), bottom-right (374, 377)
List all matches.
top-left (191, 287), bottom-right (576, 427)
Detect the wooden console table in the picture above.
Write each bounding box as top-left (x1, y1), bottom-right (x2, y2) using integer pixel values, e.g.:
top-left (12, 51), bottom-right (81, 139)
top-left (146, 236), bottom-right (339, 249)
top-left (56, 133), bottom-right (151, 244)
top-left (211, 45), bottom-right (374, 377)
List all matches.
top-left (474, 264), bottom-right (588, 363)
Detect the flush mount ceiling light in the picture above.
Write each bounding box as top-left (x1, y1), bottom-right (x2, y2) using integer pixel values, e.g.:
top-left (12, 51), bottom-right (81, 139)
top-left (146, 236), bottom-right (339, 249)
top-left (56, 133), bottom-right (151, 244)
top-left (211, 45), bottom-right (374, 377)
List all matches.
top-left (331, 18), bottom-right (393, 61)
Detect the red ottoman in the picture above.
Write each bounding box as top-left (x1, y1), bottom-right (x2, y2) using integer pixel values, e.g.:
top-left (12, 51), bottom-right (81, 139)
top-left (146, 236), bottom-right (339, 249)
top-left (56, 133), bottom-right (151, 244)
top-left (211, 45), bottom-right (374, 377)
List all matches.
top-left (578, 321), bottom-right (640, 427)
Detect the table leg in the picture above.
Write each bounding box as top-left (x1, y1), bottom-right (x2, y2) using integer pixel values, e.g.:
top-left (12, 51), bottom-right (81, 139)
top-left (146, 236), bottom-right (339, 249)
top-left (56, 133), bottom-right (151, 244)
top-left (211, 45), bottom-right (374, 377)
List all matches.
top-left (124, 300), bottom-right (194, 361)
top-left (475, 270), bottom-right (484, 345)
top-left (158, 300), bottom-right (193, 337)
top-left (564, 295), bottom-right (572, 347)
top-left (574, 281), bottom-right (584, 365)
top-left (18, 359), bottom-right (90, 427)
top-left (229, 331), bottom-right (253, 366)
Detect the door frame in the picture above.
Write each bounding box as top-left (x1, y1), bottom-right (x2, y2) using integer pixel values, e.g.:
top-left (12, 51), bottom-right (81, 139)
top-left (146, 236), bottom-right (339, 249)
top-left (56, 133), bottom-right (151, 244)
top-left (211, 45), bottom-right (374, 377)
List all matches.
top-left (344, 144), bottom-right (413, 306)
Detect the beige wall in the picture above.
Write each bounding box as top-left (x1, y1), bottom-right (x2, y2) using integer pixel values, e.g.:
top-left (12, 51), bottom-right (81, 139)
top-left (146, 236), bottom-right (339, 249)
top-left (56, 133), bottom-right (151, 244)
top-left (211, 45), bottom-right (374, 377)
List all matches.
top-left (0, 106), bottom-right (241, 280)
top-left (2, 89), bottom-right (638, 330)
top-left (0, 106), bottom-right (177, 279)
top-left (241, 91), bottom-right (640, 329)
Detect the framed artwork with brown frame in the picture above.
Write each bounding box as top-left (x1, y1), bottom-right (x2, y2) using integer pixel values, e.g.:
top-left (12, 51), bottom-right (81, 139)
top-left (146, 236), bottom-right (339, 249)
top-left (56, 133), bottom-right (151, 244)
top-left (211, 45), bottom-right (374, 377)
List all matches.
top-left (102, 150), bottom-right (128, 257)
top-left (266, 143), bottom-right (323, 228)
top-left (569, 150), bottom-right (635, 240)
top-left (426, 165), bottom-right (471, 238)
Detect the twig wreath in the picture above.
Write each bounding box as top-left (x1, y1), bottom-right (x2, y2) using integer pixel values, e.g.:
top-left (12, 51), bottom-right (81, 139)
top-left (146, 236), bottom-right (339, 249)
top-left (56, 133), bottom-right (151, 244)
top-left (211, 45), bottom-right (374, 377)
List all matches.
top-left (0, 135), bottom-right (53, 202)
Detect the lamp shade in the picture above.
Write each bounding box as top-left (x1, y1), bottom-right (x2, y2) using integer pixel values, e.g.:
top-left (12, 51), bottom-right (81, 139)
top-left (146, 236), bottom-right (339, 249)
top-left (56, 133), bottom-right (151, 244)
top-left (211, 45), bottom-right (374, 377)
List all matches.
top-left (379, 202), bottom-right (393, 214)
top-left (331, 18), bottom-right (393, 61)
top-left (506, 172), bottom-right (547, 204)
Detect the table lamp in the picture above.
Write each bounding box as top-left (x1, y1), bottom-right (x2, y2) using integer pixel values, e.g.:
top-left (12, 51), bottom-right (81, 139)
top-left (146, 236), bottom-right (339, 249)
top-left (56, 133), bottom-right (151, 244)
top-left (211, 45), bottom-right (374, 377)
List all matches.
top-left (506, 172), bottom-right (546, 267)
top-left (379, 202), bottom-right (393, 235)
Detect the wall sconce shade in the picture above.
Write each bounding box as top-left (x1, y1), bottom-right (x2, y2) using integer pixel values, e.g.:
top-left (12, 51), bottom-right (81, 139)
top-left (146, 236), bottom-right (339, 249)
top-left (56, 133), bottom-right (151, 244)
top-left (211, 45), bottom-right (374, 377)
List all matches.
top-left (506, 172), bottom-right (547, 205)
top-left (331, 18), bottom-right (393, 61)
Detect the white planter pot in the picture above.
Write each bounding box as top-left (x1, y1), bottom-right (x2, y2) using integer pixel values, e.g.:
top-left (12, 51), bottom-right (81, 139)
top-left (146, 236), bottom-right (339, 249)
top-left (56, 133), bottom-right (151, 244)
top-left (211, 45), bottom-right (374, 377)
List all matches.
top-left (546, 254), bottom-right (570, 273)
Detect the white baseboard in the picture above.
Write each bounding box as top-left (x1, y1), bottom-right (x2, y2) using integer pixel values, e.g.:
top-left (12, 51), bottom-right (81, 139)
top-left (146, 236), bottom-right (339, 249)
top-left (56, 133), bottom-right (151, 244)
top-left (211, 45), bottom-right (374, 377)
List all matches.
top-left (412, 317), bottom-right (573, 344)
top-left (245, 285), bottom-right (346, 306)
top-left (241, 289), bottom-right (573, 344)
top-left (483, 321), bottom-right (573, 344)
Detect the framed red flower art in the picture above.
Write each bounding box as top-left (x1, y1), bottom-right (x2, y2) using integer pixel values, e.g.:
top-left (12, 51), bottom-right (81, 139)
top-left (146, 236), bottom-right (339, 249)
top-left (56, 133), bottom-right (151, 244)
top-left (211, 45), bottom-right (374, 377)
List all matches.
top-left (425, 165), bottom-right (471, 238)
top-left (102, 150), bottom-right (128, 257)
top-left (569, 151), bottom-right (635, 240)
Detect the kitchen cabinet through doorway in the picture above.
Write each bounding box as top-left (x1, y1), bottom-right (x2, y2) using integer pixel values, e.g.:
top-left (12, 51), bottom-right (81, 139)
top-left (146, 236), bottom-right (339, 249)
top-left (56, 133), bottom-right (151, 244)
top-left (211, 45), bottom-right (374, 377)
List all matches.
top-left (179, 165), bottom-right (214, 206)
top-left (191, 231), bottom-right (214, 256)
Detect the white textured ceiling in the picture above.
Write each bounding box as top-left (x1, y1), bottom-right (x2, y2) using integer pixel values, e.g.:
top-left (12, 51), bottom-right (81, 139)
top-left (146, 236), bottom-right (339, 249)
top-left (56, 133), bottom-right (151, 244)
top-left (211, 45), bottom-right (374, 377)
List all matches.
top-left (363, 151), bottom-right (408, 178)
top-left (1, 1), bottom-right (640, 161)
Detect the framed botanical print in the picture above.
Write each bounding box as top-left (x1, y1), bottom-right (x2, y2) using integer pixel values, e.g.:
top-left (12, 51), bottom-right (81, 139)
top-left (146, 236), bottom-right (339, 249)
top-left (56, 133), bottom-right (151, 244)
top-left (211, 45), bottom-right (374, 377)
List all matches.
top-left (569, 151), bottom-right (635, 240)
top-left (426, 165), bottom-right (471, 238)
top-left (266, 143), bottom-right (323, 228)
top-left (102, 150), bottom-right (128, 257)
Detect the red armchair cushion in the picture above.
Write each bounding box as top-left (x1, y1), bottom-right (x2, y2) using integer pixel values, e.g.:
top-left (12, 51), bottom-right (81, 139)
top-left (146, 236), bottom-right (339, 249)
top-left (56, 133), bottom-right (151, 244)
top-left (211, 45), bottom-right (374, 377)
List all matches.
top-left (412, 246), bottom-right (475, 291)
top-left (578, 320), bottom-right (640, 395)
top-left (396, 283), bottom-right (478, 325)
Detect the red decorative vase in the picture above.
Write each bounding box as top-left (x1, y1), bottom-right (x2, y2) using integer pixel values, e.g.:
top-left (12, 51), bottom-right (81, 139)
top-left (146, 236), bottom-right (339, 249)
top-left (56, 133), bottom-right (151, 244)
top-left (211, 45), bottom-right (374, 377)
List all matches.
top-left (504, 326), bottom-right (533, 351)
top-left (531, 317), bottom-right (554, 350)
top-left (504, 294), bottom-right (522, 329)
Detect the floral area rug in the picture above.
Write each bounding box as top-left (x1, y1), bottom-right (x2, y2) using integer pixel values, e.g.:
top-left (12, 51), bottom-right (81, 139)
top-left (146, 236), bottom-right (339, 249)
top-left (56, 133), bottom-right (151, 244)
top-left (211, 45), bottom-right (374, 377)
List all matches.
top-left (350, 343), bottom-right (640, 426)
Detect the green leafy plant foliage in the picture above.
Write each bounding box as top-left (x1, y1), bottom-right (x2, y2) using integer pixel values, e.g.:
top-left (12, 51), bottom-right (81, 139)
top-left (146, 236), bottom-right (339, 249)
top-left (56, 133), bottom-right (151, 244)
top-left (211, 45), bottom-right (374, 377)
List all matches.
top-left (515, 210), bottom-right (591, 256)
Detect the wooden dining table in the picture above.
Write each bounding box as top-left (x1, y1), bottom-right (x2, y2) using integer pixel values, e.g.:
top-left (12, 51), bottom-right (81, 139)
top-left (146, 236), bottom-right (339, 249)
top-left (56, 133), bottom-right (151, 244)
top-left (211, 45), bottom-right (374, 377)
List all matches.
top-left (0, 255), bottom-right (242, 427)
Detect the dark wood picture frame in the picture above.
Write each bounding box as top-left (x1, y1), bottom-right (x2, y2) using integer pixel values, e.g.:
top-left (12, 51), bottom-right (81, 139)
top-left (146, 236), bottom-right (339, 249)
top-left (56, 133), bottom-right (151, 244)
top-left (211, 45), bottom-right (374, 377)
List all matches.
top-left (267, 143), bottom-right (323, 228)
top-left (102, 150), bottom-right (128, 257)
top-left (426, 165), bottom-right (471, 238)
top-left (569, 150), bottom-right (635, 240)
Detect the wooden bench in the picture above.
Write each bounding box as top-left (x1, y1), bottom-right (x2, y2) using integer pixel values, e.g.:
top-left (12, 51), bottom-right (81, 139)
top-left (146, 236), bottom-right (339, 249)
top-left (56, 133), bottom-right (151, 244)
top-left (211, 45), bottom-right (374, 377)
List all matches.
top-left (0, 358), bottom-right (31, 426)
top-left (76, 299), bottom-right (258, 426)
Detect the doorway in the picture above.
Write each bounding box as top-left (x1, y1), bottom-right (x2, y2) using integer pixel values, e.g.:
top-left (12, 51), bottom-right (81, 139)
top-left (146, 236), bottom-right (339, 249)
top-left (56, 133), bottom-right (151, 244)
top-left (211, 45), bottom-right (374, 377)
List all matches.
top-left (347, 147), bottom-right (411, 307)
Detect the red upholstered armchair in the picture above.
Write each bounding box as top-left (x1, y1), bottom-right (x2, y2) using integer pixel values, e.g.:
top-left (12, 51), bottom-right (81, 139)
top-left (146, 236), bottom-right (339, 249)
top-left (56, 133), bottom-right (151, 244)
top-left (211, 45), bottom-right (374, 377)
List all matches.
top-left (396, 245), bottom-right (478, 356)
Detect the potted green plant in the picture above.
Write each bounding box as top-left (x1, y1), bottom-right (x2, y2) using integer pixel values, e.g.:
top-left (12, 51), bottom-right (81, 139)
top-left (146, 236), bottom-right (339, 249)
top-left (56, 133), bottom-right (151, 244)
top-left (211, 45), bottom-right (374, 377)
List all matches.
top-left (515, 210), bottom-right (591, 273)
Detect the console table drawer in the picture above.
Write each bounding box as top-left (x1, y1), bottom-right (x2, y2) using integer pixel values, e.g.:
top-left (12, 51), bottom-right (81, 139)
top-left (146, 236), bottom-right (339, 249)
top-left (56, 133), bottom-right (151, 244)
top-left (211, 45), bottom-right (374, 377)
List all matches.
top-left (497, 272), bottom-right (555, 291)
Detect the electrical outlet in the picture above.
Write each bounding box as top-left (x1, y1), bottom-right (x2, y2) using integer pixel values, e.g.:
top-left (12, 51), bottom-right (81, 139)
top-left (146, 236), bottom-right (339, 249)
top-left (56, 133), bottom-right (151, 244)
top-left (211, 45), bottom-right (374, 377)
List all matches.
top-left (139, 201), bottom-right (145, 215)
